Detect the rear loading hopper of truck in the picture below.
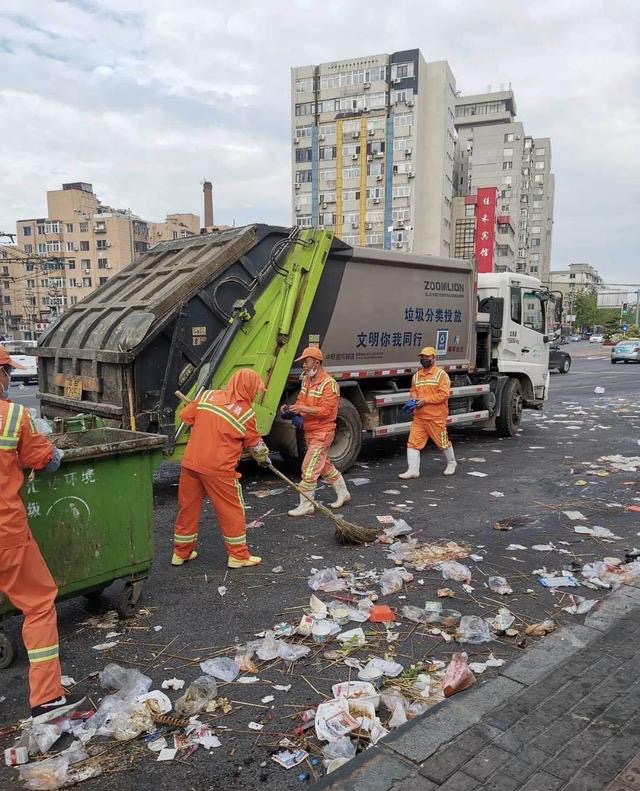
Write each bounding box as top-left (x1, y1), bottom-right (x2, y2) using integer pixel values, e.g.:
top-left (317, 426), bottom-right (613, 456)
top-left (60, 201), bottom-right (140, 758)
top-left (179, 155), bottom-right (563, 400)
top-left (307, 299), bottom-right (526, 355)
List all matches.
top-left (37, 224), bottom-right (556, 471)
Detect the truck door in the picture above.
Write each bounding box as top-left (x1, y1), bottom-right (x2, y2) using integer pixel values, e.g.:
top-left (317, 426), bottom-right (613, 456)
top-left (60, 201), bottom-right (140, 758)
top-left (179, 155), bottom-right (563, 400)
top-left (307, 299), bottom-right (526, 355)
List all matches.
top-left (519, 288), bottom-right (549, 393)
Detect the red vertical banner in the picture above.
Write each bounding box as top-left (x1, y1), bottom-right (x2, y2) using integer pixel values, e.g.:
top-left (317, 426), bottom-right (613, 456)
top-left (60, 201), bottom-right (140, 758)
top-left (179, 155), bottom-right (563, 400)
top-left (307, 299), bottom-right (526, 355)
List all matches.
top-left (474, 187), bottom-right (497, 273)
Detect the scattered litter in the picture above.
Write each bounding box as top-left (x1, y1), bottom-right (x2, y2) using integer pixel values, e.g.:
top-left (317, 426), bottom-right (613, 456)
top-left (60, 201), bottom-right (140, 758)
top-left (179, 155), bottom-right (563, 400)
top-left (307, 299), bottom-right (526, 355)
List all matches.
top-left (488, 576), bottom-right (513, 595)
top-left (348, 478), bottom-right (370, 486)
top-left (92, 641), bottom-right (119, 651)
top-left (487, 608), bottom-right (515, 633)
top-left (376, 515), bottom-right (396, 524)
top-left (538, 575), bottom-right (579, 588)
top-left (563, 596), bottom-right (598, 615)
top-left (157, 747), bottom-right (178, 761)
top-left (61, 676), bottom-right (76, 687)
top-left (272, 565), bottom-right (284, 574)
top-left (506, 544), bottom-right (527, 551)
top-left (175, 676), bottom-right (218, 716)
top-left (525, 619), bottom-right (556, 636)
top-left (274, 684), bottom-right (292, 692)
top-left (490, 491), bottom-right (505, 498)
top-left (252, 487), bottom-right (287, 498)
top-left (594, 386), bottom-right (605, 394)
top-left (443, 652), bottom-right (476, 697)
top-left (261, 695), bottom-right (275, 704)
top-left (437, 587), bottom-right (455, 598)
top-left (564, 511), bottom-right (587, 520)
top-left (438, 560), bottom-right (472, 583)
top-left (383, 489), bottom-right (401, 495)
top-left (248, 722), bottom-right (264, 731)
top-left (272, 748), bottom-right (309, 769)
top-left (532, 544), bottom-right (555, 552)
top-left (200, 657), bottom-right (240, 682)
top-left (388, 540), bottom-right (468, 571)
top-left (457, 616), bottom-right (492, 644)
top-left (467, 471), bottom-right (488, 477)
top-left (469, 653), bottom-right (505, 674)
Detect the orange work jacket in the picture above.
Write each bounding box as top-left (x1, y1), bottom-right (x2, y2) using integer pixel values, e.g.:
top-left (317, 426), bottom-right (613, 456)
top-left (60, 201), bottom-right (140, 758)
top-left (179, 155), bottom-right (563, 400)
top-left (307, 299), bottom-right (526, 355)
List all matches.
top-left (410, 365), bottom-right (451, 422)
top-left (180, 390), bottom-right (262, 478)
top-left (0, 400), bottom-right (54, 549)
top-left (294, 369), bottom-right (339, 443)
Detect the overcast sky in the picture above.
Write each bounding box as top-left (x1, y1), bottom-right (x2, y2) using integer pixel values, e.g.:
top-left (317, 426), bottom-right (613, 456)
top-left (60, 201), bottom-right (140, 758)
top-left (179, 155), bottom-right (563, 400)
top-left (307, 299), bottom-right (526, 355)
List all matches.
top-left (0, 0), bottom-right (638, 282)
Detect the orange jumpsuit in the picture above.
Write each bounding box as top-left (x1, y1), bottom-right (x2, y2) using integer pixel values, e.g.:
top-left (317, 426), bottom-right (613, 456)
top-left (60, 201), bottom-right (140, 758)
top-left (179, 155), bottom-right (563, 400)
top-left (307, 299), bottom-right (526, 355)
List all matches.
top-left (294, 369), bottom-right (341, 493)
top-left (407, 364), bottom-right (452, 451)
top-left (173, 370), bottom-right (265, 562)
top-left (0, 400), bottom-right (63, 708)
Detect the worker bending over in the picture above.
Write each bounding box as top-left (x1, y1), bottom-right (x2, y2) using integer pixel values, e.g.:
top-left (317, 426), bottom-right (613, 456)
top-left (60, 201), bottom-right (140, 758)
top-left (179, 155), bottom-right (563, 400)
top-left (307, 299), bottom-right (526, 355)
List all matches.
top-left (283, 346), bottom-right (351, 517)
top-left (172, 369), bottom-right (270, 569)
top-left (399, 346), bottom-right (457, 479)
top-left (0, 348), bottom-right (84, 722)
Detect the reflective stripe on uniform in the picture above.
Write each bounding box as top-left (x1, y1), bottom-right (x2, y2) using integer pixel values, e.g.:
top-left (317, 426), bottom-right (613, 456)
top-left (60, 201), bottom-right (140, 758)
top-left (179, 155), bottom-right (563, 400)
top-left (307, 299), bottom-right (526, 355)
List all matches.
top-left (234, 480), bottom-right (245, 515)
top-left (238, 408), bottom-right (255, 425)
top-left (173, 532), bottom-right (198, 544)
top-left (196, 403), bottom-right (246, 435)
top-left (224, 533), bottom-right (247, 545)
top-left (27, 643), bottom-right (59, 664)
top-left (0, 403), bottom-right (23, 452)
top-left (303, 447), bottom-right (323, 481)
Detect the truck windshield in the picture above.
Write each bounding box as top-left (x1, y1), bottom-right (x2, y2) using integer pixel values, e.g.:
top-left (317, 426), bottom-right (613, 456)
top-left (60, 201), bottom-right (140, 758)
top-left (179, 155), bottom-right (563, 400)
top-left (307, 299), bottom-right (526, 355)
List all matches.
top-left (522, 290), bottom-right (545, 333)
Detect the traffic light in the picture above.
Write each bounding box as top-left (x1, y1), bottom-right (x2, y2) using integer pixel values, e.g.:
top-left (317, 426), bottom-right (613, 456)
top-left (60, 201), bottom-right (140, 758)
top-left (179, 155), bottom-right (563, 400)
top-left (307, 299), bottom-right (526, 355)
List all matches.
top-left (622, 302), bottom-right (628, 313)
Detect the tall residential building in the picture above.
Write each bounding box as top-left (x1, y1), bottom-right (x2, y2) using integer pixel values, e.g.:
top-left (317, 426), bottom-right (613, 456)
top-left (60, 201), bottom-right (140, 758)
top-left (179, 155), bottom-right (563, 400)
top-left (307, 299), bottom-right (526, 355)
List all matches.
top-left (11, 182), bottom-right (198, 339)
top-left (453, 90), bottom-right (555, 281)
top-left (291, 51), bottom-right (457, 256)
top-left (148, 213), bottom-right (200, 247)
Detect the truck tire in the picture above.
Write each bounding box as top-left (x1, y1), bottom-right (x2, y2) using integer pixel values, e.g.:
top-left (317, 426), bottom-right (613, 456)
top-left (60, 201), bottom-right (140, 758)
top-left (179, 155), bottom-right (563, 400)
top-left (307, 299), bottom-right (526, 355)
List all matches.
top-left (328, 398), bottom-right (362, 472)
top-left (496, 378), bottom-right (523, 437)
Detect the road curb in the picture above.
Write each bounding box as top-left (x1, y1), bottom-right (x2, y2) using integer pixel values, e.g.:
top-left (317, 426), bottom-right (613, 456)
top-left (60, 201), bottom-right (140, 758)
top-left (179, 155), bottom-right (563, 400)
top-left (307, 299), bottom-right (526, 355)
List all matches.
top-left (314, 585), bottom-right (640, 789)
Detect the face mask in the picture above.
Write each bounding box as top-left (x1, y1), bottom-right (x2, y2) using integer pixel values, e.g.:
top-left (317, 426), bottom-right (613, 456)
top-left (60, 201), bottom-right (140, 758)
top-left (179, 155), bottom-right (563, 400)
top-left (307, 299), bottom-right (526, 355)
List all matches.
top-left (421, 359), bottom-right (434, 369)
top-left (304, 364), bottom-right (319, 379)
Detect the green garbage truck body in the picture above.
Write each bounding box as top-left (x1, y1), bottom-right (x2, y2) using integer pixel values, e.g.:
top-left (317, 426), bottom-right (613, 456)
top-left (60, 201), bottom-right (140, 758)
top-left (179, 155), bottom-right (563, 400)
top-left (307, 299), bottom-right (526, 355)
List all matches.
top-left (37, 224), bottom-right (556, 470)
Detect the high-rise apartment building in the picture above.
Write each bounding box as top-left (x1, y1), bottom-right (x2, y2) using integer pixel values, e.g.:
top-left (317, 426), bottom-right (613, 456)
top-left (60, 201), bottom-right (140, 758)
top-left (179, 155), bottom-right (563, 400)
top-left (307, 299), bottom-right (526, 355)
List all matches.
top-left (291, 51), bottom-right (457, 256)
top-left (10, 182), bottom-right (200, 339)
top-left (549, 262), bottom-right (604, 323)
top-left (453, 90), bottom-right (554, 281)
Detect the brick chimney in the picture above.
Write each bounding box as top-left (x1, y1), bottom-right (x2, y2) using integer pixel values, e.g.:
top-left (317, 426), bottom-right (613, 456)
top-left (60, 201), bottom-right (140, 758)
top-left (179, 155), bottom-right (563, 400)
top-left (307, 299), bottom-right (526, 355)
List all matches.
top-left (203, 180), bottom-right (214, 228)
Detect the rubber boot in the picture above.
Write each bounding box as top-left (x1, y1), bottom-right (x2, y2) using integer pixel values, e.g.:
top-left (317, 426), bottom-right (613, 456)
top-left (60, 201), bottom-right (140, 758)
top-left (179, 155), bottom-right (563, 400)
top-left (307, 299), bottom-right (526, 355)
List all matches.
top-left (329, 475), bottom-right (351, 509)
top-left (443, 445), bottom-right (457, 476)
top-left (228, 555), bottom-right (262, 569)
top-left (171, 550), bottom-right (198, 566)
top-left (398, 448), bottom-right (421, 479)
top-left (288, 489), bottom-right (315, 517)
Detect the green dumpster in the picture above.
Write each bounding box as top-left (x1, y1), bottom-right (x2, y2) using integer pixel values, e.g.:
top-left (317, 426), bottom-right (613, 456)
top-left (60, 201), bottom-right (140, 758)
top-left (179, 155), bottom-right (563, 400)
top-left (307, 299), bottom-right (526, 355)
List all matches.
top-left (0, 417), bottom-right (166, 668)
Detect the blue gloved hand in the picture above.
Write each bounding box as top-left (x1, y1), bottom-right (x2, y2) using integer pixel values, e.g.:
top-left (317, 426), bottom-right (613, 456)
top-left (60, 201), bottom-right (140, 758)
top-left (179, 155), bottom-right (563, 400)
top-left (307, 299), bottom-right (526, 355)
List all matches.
top-left (41, 446), bottom-right (64, 475)
top-left (292, 414), bottom-right (304, 429)
top-left (402, 399), bottom-right (419, 414)
top-left (281, 409), bottom-right (294, 420)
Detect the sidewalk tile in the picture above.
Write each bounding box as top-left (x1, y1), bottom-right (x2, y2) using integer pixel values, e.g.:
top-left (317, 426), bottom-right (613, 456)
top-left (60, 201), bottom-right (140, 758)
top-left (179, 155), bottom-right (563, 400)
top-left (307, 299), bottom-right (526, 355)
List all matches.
top-left (586, 729), bottom-right (640, 782)
top-left (518, 771), bottom-right (564, 790)
top-left (562, 769), bottom-right (614, 790)
top-left (418, 726), bottom-right (495, 783)
top-left (480, 776), bottom-right (522, 791)
top-left (544, 721), bottom-right (618, 778)
top-left (460, 744), bottom-right (512, 782)
top-left (530, 714), bottom-right (590, 755)
top-left (389, 774), bottom-right (437, 791)
top-left (437, 771), bottom-right (481, 791)
top-left (312, 747), bottom-right (413, 791)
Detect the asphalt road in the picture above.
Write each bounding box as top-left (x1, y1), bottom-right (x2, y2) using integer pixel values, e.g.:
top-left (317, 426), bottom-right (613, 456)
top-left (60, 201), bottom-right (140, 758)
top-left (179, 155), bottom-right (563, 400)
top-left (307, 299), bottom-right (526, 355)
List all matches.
top-left (1, 347), bottom-right (638, 790)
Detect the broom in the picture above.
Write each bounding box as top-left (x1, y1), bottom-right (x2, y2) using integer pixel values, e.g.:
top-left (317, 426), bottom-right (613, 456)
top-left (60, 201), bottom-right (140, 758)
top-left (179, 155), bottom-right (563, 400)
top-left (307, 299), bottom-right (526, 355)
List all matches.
top-left (265, 463), bottom-right (380, 546)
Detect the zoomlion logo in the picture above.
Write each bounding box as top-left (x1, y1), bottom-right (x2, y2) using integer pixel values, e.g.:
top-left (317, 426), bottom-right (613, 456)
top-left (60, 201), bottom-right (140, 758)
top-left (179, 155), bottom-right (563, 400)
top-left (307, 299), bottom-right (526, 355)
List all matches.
top-left (423, 281), bottom-right (465, 294)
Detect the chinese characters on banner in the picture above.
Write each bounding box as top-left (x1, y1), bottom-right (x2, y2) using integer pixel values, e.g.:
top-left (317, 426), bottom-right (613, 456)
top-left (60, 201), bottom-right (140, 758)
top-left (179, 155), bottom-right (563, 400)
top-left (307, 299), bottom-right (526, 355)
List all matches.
top-left (474, 187), bottom-right (497, 273)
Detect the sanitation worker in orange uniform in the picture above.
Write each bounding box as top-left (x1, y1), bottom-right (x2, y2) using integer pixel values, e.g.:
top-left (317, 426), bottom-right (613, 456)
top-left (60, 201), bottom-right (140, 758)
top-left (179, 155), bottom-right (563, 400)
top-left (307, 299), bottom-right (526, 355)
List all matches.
top-left (282, 346), bottom-right (351, 517)
top-left (172, 369), bottom-right (270, 569)
top-left (399, 346), bottom-right (457, 479)
top-left (0, 348), bottom-right (84, 722)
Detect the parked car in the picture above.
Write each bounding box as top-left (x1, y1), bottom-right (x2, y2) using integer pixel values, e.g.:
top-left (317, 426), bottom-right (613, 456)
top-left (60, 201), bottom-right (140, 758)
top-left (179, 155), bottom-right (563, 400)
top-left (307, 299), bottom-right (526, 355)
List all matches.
top-left (611, 338), bottom-right (640, 364)
top-left (569, 334), bottom-right (582, 342)
top-left (9, 354), bottom-right (38, 384)
top-left (549, 345), bottom-right (572, 374)
top-left (589, 334), bottom-right (604, 343)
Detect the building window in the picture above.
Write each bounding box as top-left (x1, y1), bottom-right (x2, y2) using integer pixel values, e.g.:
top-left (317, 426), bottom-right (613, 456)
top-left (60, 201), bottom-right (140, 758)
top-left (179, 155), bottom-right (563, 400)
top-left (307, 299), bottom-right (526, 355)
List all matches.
top-left (99, 277), bottom-right (109, 285)
top-left (530, 226), bottom-right (542, 234)
top-left (66, 223), bottom-right (73, 233)
top-left (502, 161), bottom-right (513, 170)
top-left (343, 165), bottom-right (361, 180)
top-left (26, 279), bottom-right (34, 289)
top-left (319, 123), bottom-right (336, 136)
top-left (79, 222), bottom-right (88, 232)
top-left (296, 215), bottom-right (313, 227)
top-left (37, 243), bottom-right (46, 254)
top-left (295, 147), bottom-right (312, 163)
top-left (394, 112), bottom-right (413, 128)
top-left (23, 244), bottom-right (33, 254)
top-left (392, 62), bottom-right (414, 80)
top-left (536, 147), bottom-right (546, 156)
top-left (295, 77), bottom-right (315, 93)
top-left (37, 224), bottom-right (46, 235)
top-left (503, 147), bottom-right (514, 157)
top-left (81, 259), bottom-right (90, 268)
top-left (80, 240), bottom-right (90, 251)
top-left (67, 259), bottom-right (76, 269)
top-left (342, 189), bottom-right (360, 201)
top-left (69, 296), bottom-right (78, 305)
top-left (295, 170), bottom-right (312, 184)
top-left (535, 161), bottom-right (545, 170)
top-left (392, 185), bottom-right (411, 198)
top-left (22, 226), bottom-right (32, 236)
top-left (497, 245), bottom-right (511, 257)
top-left (319, 212), bottom-right (335, 226)
top-left (464, 204), bottom-right (475, 218)
top-left (319, 168), bottom-right (337, 181)
top-left (502, 176), bottom-right (512, 186)
top-left (82, 277), bottom-right (92, 287)
top-left (97, 258), bottom-right (109, 269)
top-left (504, 133), bottom-right (514, 143)
top-left (96, 239), bottom-right (108, 250)
top-left (66, 242), bottom-right (74, 252)
top-left (319, 146), bottom-right (336, 160)
top-left (295, 101), bottom-right (316, 116)
top-left (500, 204), bottom-right (510, 213)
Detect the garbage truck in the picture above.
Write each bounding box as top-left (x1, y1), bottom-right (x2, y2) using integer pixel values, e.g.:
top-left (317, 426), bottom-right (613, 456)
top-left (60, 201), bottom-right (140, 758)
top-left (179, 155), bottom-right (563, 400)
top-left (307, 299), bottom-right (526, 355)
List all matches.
top-left (36, 225), bottom-right (561, 471)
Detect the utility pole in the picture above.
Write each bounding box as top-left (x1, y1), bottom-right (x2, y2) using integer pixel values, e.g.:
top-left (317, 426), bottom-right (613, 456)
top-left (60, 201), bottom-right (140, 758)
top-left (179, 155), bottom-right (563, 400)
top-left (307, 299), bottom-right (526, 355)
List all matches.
top-left (635, 289), bottom-right (640, 330)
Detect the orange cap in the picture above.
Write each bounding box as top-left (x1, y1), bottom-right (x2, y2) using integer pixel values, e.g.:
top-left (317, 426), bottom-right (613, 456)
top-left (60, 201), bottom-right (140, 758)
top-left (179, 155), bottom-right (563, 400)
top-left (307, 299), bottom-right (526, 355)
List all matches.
top-left (295, 346), bottom-right (323, 363)
top-left (419, 346), bottom-right (436, 357)
top-left (0, 346), bottom-right (26, 370)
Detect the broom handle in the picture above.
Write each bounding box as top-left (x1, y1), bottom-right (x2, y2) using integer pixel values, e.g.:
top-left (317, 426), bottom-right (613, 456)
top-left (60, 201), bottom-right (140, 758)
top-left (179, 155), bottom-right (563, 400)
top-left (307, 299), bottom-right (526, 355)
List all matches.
top-left (265, 463), bottom-right (345, 525)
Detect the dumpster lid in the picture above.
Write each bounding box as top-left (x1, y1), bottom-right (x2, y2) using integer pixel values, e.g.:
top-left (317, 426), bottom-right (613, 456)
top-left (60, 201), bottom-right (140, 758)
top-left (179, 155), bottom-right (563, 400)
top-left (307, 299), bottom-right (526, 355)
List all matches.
top-left (54, 427), bottom-right (166, 462)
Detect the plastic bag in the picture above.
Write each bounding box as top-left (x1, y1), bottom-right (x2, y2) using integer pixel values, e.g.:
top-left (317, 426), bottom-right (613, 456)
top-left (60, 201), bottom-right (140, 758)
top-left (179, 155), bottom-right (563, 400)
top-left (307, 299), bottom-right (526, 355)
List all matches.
top-left (457, 615), bottom-right (492, 644)
top-left (29, 721), bottom-right (66, 755)
top-left (308, 568), bottom-right (346, 593)
top-left (384, 519), bottom-right (413, 538)
top-left (364, 656), bottom-right (403, 677)
top-left (99, 664), bottom-right (152, 699)
top-left (401, 605), bottom-right (429, 623)
top-left (19, 756), bottom-right (70, 790)
top-left (58, 741), bottom-right (88, 766)
top-left (278, 642), bottom-right (311, 662)
top-left (487, 607), bottom-right (515, 633)
top-left (110, 701), bottom-right (155, 741)
top-left (443, 652), bottom-right (476, 698)
top-left (438, 561), bottom-right (472, 583)
top-left (322, 736), bottom-right (357, 763)
top-left (200, 657), bottom-right (240, 682)
top-left (256, 631), bottom-right (281, 661)
top-left (488, 576), bottom-right (513, 596)
top-left (379, 569), bottom-right (404, 596)
top-left (175, 676), bottom-right (218, 716)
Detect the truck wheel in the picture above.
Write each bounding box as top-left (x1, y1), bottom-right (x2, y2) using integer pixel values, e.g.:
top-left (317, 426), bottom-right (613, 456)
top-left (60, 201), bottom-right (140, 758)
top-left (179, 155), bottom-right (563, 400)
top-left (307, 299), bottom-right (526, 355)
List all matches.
top-left (0, 632), bottom-right (16, 669)
top-left (496, 378), bottom-right (523, 437)
top-left (328, 398), bottom-right (362, 473)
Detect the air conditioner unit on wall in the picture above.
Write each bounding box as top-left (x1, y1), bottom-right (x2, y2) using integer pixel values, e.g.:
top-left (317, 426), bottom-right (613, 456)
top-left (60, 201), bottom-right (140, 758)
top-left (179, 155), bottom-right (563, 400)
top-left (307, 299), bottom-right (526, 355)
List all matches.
top-left (406, 99), bottom-right (414, 107)
top-left (319, 134), bottom-right (326, 141)
top-left (294, 138), bottom-right (300, 144)
top-left (365, 223), bottom-right (372, 230)
top-left (376, 175), bottom-right (383, 182)
top-left (373, 198), bottom-right (381, 204)
top-left (295, 184), bottom-right (300, 190)
top-left (368, 129), bottom-right (375, 136)
top-left (394, 242), bottom-right (403, 248)
top-left (352, 131), bottom-right (359, 139)
top-left (408, 172), bottom-right (415, 179)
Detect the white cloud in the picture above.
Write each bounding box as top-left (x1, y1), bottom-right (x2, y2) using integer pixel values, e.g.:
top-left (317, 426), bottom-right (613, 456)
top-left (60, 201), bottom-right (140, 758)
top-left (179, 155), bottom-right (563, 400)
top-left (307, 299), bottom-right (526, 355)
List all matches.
top-left (0, 0), bottom-right (638, 280)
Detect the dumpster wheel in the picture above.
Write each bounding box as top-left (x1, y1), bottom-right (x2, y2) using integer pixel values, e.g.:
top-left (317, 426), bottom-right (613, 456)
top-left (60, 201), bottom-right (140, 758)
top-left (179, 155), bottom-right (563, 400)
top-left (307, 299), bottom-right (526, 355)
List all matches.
top-left (0, 632), bottom-right (15, 669)
top-left (117, 580), bottom-right (144, 620)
